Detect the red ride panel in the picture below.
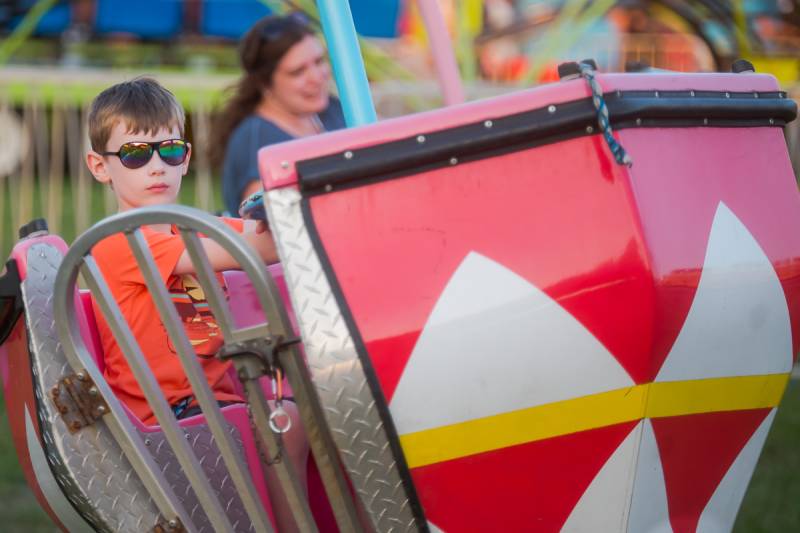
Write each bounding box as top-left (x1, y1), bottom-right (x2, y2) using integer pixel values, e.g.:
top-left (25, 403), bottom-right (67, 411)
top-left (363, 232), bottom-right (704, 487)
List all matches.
top-left (409, 421), bottom-right (638, 532)
top-left (621, 127), bottom-right (800, 365)
top-left (308, 135), bottom-right (654, 399)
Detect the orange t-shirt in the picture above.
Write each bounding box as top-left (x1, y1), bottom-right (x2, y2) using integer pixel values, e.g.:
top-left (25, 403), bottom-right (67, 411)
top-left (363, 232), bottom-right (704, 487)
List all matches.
top-left (91, 218), bottom-right (245, 425)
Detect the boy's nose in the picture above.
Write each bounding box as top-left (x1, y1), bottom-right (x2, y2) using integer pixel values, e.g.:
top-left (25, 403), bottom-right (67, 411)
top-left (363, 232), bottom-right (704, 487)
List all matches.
top-left (148, 152), bottom-right (167, 173)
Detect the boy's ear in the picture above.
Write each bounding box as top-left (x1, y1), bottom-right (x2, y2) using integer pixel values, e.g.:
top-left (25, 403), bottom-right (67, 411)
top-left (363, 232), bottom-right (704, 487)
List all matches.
top-left (86, 150), bottom-right (111, 184)
top-left (181, 142), bottom-right (192, 176)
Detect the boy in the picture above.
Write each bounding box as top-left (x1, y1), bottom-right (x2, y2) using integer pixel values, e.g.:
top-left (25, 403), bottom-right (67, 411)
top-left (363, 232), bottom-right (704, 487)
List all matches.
top-left (85, 77), bottom-right (277, 425)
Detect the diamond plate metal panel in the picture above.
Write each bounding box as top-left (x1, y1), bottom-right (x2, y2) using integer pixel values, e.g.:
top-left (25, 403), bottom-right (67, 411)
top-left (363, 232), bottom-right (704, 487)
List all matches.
top-left (146, 423), bottom-right (256, 533)
top-left (23, 242), bottom-right (268, 533)
top-left (266, 188), bottom-right (418, 532)
top-left (23, 243), bottom-right (162, 532)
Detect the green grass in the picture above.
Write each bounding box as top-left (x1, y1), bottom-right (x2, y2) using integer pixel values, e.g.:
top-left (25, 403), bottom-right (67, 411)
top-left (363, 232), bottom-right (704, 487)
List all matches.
top-left (0, 380), bottom-right (797, 530)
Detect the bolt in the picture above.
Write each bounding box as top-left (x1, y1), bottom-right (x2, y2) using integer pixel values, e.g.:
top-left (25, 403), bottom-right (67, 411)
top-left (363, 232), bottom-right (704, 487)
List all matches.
top-left (753, 92), bottom-right (759, 99)
top-left (168, 519), bottom-right (178, 529)
top-left (690, 90), bottom-right (695, 97)
top-left (416, 135), bottom-right (426, 144)
top-left (344, 151), bottom-right (353, 160)
top-left (88, 387), bottom-right (98, 396)
top-left (449, 157), bottom-right (458, 165)
top-left (324, 184), bottom-right (333, 193)
top-left (725, 92), bottom-right (730, 98)
top-left (547, 105), bottom-right (557, 114)
top-left (96, 405), bottom-right (106, 414)
top-left (144, 438), bottom-right (152, 446)
top-left (484, 120), bottom-right (493, 129)
top-left (769, 118), bottom-right (775, 125)
top-left (654, 91), bottom-right (659, 98)
top-left (76, 372), bottom-right (86, 381)
top-left (703, 118), bottom-right (709, 125)
top-left (586, 125), bottom-right (594, 134)
top-left (635, 118), bottom-right (642, 126)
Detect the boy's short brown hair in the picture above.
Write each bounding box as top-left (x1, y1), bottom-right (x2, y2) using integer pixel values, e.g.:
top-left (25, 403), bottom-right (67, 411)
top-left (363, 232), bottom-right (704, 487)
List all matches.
top-left (87, 77), bottom-right (185, 152)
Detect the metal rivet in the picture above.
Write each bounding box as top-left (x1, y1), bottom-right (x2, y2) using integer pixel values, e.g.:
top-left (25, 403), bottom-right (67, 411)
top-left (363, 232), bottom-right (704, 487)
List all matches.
top-left (449, 157), bottom-right (458, 165)
top-left (754, 92), bottom-right (759, 99)
top-left (144, 438), bottom-right (151, 446)
top-left (96, 405), bottom-right (106, 414)
top-left (416, 135), bottom-right (426, 144)
top-left (769, 118), bottom-right (775, 125)
top-left (690, 90), bottom-right (695, 97)
top-left (654, 91), bottom-right (659, 98)
top-left (484, 120), bottom-right (493, 128)
top-left (344, 151), bottom-right (353, 160)
top-left (168, 519), bottom-right (178, 529)
top-left (547, 105), bottom-right (557, 113)
top-left (703, 118), bottom-right (709, 125)
top-left (635, 118), bottom-right (642, 126)
top-left (280, 160), bottom-right (289, 169)
top-left (185, 433), bottom-right (191, 439)
top-left (779, 93), bottom-right (785, 98)
top-left (88, 387), bottom-right (98, 396)
top-left (616, 90), bottom-right (622, 97)
top-left (76, 372), bottom-right (86, 381)
top-left (324, 184), bottom-right (333, 192)
top-left (586, 125), bottom-right (594, 134)
top-left (725, 92), bottom-right (730, 98)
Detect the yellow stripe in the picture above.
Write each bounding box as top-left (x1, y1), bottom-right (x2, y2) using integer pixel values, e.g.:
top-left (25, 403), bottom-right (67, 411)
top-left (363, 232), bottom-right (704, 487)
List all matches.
top-left (646, 374), bottom-right (790, 418)
top-left (399, 374), bottom-right (790, 469)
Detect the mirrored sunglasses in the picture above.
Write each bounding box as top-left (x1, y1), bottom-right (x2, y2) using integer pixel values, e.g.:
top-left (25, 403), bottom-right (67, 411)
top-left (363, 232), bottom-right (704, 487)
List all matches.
top-left (102, 139), bottom-right (189, 169)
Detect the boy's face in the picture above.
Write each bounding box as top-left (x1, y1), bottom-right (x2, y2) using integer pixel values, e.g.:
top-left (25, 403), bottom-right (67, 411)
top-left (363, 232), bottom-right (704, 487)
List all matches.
top-left (86, 122), bottom-right (190, 212)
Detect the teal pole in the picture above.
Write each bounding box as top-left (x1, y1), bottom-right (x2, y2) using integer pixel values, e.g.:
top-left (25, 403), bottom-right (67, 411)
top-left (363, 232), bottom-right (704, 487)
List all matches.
top-left (316, 0), bottom-right (377, 126)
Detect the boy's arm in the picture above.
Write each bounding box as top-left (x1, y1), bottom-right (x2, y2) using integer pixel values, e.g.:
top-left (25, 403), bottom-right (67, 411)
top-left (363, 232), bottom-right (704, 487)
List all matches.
top-left (173, 220), bottom-right (278, 275)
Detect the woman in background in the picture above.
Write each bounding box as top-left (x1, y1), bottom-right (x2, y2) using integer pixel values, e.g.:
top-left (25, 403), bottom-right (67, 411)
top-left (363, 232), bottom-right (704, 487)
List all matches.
top-left (211, 12), bottom-right (345, 216)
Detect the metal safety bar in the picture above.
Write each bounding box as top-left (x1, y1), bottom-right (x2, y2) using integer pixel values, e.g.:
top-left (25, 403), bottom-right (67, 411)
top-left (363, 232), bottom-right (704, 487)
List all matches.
top-left (80, 254), bottom-right (238, 532)
top-left (55, 262), bottom-right (196, 529)
top-left (53, 205), bottom-right (363, 533)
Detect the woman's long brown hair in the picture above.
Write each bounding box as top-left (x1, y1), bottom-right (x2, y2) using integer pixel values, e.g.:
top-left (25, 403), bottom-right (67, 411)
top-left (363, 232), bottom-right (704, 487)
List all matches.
top-left (210, 15), bottom-right (314, 169)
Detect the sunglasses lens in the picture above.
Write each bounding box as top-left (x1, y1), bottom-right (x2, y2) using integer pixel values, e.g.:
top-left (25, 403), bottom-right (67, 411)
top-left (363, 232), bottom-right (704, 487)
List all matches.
top-left (118, 143), bottom-right (153, 169)
top-left (158, 140), bottom-right (188, 166)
